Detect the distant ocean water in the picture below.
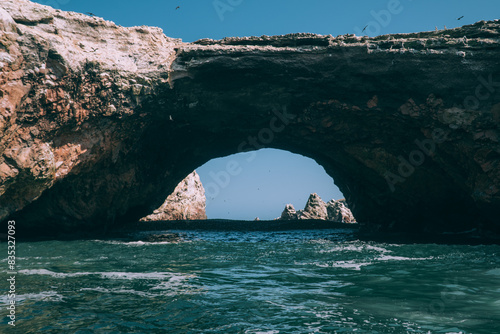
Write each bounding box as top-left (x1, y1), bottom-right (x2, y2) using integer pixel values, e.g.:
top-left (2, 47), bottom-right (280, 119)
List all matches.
top-left (1, 227), bottom-right (500, 333)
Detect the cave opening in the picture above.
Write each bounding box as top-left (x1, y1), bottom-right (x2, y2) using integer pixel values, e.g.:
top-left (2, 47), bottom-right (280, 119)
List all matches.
top-left (194, 148), bottom-right (346, 221)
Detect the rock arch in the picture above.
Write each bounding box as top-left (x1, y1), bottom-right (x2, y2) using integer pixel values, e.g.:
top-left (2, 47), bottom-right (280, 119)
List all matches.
top-left (1, 1), bottom-right (499, 238)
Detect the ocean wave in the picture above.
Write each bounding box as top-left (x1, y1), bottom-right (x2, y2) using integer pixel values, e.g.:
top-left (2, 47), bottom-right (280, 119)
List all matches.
top-left (310, 254), bottom-right (433, 271)
top-left (99, 272), bottom-right (191, 280)
top-left (80, 281), bottom-right (199, 297)
top-left (319, 243), bottom-right (391, 254)
top-left (19, 269), bottom-right (194, 281)
top-left (79, 287), bottom-right (158, 298)
top-left (93, 239), bottom-right (183, 246)
top-left (19, 269), bottom-right (91, 278)
top-left (0, 256), bottom-right (63, 262)
top-left (376, 255), bottom-right (433, 261)
top-left (0, 291), bottom-right (64, 305)
top-left (317, 260), bottom-right (373, 271)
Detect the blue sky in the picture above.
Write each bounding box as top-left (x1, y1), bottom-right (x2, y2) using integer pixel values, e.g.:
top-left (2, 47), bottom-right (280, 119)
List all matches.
top-left (197, 149), bottom-right (342, 220)
top-left (33, 0), bottom-right (499, 219)
top-left (34, 0), bottom-right (499, 42)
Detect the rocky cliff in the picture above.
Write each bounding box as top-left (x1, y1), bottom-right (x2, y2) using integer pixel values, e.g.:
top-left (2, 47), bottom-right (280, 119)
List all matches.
top-left (279, 194), bottom-right (356, 223)
top-left (1, 0), bottom-right (500, 239)
top-left (140, 171), bottom-right (206, 221)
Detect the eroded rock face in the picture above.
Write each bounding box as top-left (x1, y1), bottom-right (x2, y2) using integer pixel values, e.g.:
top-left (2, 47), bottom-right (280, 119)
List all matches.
top-left (280, 204), bottom-right (298, 220)
top-left (0, 0), bottom-right (184, 234)
top-left (326, 200), bottom-right (356, 224)
top-left (279, 194), bottom-right (356, 223)
top-left (300, 193), bottom-right (328, 220)
top-left (140, 171), bottom-right (206, 221)
top-left (1, 0), bottom-right (500, 239)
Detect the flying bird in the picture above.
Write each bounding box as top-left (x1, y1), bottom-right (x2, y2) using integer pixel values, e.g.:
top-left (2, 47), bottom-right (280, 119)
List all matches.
top-left (457, 16), bottom-right (464, 20)
top-left (86, 12), bottom-right (96, 17)
top-left (176, 6), bottom-right (180, 10)
top-left (361, 25), bottom-right (368, 33)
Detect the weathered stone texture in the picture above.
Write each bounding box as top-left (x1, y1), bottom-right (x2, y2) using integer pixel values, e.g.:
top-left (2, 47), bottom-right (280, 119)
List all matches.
top-left (140, 171), bottom-right (206, 221)
top-left (279, 194), bottom-right (356, 223)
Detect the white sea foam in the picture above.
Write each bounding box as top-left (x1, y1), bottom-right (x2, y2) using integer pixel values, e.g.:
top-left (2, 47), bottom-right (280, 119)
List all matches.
top-left (80, 278), bottom-right (198, 297)
top-left (19, 269), bottom-right (92, 277)
top-left (308, 252), bottom-right (431, 271)
top-left (317, 260), bottom-right (373, 271)
top-left (0, 291), bottom-right (64, 305)
top-left (366, 245), bottom-right (391, 253)
top-left (320, 243), bottom-right (391, 254)
top-left (1, 256), bottom-right (63, 262)
top-left (79, 287), bottom-right (110, 293)
top-left (99, 272), bottom-right (184, 280)
top-left (94, 240), bottom-right (146, 246)
top-left (377, 255), bottom-right (432, 261)
top-left (19, 269), bottom-right (194, 281)
top-left (94, 239), bottom-right (181, 246)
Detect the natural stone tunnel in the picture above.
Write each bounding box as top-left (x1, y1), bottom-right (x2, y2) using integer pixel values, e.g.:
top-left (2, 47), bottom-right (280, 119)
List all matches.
top-left (1, 1), bottom-right (499, 238)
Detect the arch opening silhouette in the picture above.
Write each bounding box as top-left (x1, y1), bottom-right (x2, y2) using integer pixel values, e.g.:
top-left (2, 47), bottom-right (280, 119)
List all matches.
top-left (196, 148), bottom-right (346, 221)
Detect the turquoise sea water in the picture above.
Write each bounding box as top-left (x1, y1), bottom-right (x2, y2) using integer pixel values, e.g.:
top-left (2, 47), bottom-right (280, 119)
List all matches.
top-left (1, 228), bottom-right (500, 333)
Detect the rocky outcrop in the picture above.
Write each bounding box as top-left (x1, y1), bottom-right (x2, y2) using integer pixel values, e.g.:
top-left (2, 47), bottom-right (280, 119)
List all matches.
top-left (300, 193), bottom-right (328, 220)
top-left (1, 0), bottom-right (500, 240)
top-left (326, 200), bottom-right (356, 224)
top-left (280, 204), bottom-right (299, 220)
top-left (279, 194), bottom-right (356, 223)
top-left (140, 171), bottom-right (206, 221)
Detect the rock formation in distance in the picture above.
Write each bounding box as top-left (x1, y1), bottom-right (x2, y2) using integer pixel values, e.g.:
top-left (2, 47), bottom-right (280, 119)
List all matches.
top-left (279, 193), bottom-right (356, 223)
top-left (140, 171), bottom-right (206, 221)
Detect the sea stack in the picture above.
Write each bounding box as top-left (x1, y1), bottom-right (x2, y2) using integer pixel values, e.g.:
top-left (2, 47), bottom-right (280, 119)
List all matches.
top-left (140, 171), bottom-right (207, 221)
top-left (279, 194), bottom-right (356, 223)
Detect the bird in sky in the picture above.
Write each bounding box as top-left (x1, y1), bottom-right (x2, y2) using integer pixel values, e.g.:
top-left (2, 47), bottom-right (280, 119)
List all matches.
top-left (176, 6), bottom-right (180, 10)
top-left (457, 16), bottom-right (464, 20)
top-left (86, 12), bottom-right (96, 17)
top-left (361, 25), bottom-right (368, 33)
